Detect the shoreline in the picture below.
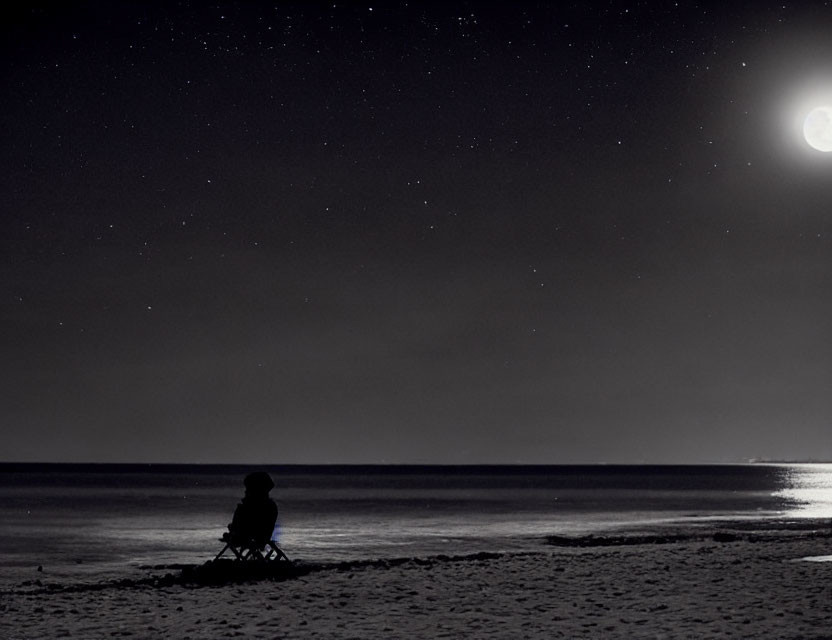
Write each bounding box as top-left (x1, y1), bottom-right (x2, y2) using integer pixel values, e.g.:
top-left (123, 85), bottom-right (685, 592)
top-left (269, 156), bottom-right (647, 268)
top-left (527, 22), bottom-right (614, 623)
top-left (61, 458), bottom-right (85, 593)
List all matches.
top-left (4, 516), bottom-right (830, 589)
top-left (4, 520), bottom-right (830, 639)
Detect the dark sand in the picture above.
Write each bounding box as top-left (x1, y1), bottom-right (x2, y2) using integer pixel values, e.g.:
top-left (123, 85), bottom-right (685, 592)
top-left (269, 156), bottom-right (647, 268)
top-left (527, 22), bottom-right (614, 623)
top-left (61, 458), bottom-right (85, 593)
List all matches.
top-left (3, 524), bottom-right (831, 639)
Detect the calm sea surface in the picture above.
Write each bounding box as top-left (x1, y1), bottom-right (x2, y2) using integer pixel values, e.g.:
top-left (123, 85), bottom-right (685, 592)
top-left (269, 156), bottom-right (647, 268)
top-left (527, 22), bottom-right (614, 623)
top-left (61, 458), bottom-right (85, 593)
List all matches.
top-left (1, 464), bottom-right (830, 582)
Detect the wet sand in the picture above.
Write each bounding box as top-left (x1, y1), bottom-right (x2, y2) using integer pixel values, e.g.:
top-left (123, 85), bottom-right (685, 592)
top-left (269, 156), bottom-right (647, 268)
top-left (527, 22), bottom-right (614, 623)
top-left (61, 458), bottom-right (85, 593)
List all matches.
top-left (3, 524), bottom-right (831, 639)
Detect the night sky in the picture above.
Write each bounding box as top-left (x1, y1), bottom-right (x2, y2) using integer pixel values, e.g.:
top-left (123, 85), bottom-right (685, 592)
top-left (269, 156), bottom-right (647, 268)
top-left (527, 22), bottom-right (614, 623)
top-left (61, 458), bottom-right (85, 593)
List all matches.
top-left (2, 1), bottom-right (831, 464)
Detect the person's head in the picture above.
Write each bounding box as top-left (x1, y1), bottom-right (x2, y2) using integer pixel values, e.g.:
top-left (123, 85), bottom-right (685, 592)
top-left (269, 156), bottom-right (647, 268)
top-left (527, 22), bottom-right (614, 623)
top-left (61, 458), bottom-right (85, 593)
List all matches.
top-left (243, 471), bottom-right (275, 496)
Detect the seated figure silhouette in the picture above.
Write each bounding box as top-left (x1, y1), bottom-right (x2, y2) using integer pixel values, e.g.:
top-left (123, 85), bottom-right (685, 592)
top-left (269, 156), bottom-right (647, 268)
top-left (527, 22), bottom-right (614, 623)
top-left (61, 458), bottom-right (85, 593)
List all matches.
top-left (216, 471), bottom-right (288, 562)
top-left (226, 471), bottom-right (278, 546)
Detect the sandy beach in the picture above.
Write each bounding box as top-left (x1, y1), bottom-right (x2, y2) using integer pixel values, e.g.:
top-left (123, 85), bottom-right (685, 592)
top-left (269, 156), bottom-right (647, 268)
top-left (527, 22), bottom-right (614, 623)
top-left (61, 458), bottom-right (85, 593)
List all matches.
top-left (3, 523), bottom-right (830, 639)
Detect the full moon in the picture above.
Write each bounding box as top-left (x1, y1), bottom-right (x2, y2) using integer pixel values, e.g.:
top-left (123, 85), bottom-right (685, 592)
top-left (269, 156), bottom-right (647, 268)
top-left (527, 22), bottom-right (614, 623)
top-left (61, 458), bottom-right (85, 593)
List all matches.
top-left (803, 106), bottom-right (832, 152)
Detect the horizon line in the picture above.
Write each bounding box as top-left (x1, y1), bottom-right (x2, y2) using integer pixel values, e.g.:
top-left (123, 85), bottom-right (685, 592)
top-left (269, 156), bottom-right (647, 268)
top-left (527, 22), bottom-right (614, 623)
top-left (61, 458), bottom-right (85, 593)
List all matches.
top-left (1, 460), bottom-right (829, 470)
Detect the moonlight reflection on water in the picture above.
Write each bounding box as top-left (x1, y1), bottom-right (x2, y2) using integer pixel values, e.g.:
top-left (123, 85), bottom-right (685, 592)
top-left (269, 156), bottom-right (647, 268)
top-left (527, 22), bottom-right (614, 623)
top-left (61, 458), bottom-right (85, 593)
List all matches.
top-left (774, 464), bottom-right (832, 518)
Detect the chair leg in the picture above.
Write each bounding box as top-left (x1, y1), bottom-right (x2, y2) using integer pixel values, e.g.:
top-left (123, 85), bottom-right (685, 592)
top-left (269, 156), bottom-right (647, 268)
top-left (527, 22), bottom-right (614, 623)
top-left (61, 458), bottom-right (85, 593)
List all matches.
top-left (267, 541), bottom-right (290, 562)
top-left (216, 543), bottom-right (248, 561)
top-left (248, 548), bottom-right (265, 561)
top-left (216, 540), bottom-right (288, 563)
top-left (214, 543), bottom-right (231, 561)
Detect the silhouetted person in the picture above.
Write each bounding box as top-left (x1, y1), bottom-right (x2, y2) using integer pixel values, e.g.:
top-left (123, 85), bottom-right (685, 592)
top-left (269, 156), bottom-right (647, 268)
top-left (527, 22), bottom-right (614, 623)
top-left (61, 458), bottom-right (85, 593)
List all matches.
top-left (224, 471), bottom-right (278, 547)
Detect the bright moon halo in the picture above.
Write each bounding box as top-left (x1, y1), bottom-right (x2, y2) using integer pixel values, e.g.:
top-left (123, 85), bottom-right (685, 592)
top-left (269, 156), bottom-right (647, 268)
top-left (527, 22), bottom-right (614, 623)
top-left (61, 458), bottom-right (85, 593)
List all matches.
top-left (803, 106), bottom-right (832, 152)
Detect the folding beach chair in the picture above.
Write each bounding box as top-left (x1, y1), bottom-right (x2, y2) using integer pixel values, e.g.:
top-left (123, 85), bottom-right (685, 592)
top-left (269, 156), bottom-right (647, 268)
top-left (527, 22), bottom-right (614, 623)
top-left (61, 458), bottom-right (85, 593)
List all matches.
top-left (215, 471), bottom-right (290, 564)
top-left (214, 532), bottom-right (291, 563)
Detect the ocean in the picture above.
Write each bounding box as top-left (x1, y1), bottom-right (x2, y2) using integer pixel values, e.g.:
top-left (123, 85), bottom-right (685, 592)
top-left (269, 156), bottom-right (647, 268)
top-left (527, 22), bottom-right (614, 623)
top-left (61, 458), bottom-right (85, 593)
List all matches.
top-left (1, 463), bottom-right (830, 585)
